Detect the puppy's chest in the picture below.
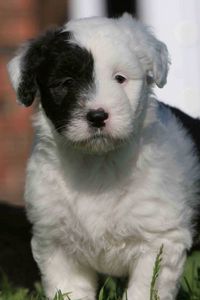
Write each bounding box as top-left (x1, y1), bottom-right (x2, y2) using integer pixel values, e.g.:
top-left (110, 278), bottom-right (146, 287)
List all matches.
top-left (60, 169), bottom-right (153, 265)
top-left (60, 158), bottom-right (137, 248)
top-left (64, 176), bottom-right (131, 241)
top-left (60, 187), bottom-right (141, 276)
top-left (59, 154), bottom-right (161, 244)
top-left (56, 147), bottom-right (187, 272)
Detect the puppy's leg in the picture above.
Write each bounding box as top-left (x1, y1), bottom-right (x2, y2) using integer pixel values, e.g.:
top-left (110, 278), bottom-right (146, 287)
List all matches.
top-left (125, 241), bottom-right (187, 300)
top-left (31, 237), bottom-right (97, 300)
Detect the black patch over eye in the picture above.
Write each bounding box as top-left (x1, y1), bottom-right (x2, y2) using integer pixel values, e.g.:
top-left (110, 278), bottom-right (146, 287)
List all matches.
top-left (115, 74), bottom-right (127, 84)
top-left (36, 31), bottom-right (95, 133)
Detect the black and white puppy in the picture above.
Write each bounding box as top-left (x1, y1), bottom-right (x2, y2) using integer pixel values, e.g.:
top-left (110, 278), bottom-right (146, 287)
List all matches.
top-left (8, 14), bottom-right (200, 300)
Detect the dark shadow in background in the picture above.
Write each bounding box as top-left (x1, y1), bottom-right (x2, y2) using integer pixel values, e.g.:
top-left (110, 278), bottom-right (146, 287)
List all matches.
top-left (107, 0), bottom-right (137, 17)
top-left (0, 202), bottom-right (39, 289)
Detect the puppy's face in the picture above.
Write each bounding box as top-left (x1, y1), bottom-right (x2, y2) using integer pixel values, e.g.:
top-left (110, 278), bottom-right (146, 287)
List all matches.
top-left (8, 14), bottom-right (169, 153)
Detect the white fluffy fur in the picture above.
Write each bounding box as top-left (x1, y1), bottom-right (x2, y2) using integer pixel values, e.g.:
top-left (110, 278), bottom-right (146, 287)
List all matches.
top-left (8, 14), bottom-right (200, 300)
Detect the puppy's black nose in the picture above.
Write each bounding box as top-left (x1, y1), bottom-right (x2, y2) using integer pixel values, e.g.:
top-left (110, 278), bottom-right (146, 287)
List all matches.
top-left (86, 108), bottom-right (109, 128)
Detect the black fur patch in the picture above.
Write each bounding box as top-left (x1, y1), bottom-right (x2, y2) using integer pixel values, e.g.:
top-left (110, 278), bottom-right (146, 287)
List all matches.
top-left (160, 101), bottom-right (200, 246)
top-left (161, 102), bottom-right (200, 157)
top-left (18, 29), bottom-right (95, 132)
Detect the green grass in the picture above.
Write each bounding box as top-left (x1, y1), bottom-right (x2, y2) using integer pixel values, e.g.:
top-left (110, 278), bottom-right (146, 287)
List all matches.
top-left (177, 251), bottom-right (200, 300)
top-left (0, 250), bottom-right (200, 300)
top-left (150, 244), bottom-right (164, 300)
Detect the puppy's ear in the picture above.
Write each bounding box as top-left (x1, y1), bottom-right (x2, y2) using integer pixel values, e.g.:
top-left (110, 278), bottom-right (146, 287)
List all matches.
top-left (119, 13), bottom-right (170, 88)
top-left (7, 30), bottom-right (59, 107)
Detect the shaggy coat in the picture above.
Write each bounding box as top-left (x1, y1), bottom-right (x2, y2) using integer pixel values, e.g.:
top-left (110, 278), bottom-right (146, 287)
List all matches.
top-left (8, 14), bottom-right (200, 300)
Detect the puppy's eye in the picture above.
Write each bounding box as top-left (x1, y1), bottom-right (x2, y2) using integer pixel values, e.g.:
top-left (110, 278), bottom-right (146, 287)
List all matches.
top-left (49, 78), bottom-right (74, 105)
top-left (63, 77), bottom-right (74, 86)
top-left (49, 77), bottom-right (74, 89)
top-left (114, 74), bottom-right (127, 84)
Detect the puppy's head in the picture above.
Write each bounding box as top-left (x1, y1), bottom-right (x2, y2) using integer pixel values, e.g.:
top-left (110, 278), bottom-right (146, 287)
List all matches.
top-left (8, 14), bottom-right (169, 153)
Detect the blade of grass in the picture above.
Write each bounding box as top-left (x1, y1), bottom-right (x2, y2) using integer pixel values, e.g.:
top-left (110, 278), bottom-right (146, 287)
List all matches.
top-left (150, 244), bottom-right (164, 300)
top-left (98, 277), bottom-right (112, 300)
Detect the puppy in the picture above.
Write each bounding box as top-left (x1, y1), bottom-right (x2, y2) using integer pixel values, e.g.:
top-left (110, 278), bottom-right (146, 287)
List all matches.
top-left (8, 14), bottom-right (200, 300)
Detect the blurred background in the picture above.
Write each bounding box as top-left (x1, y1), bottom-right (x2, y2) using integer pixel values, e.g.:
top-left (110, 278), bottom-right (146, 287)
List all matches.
top-left (0, 0), bottom-right (200, 293)
top-left (0, 0), bottom-right (68, 206)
